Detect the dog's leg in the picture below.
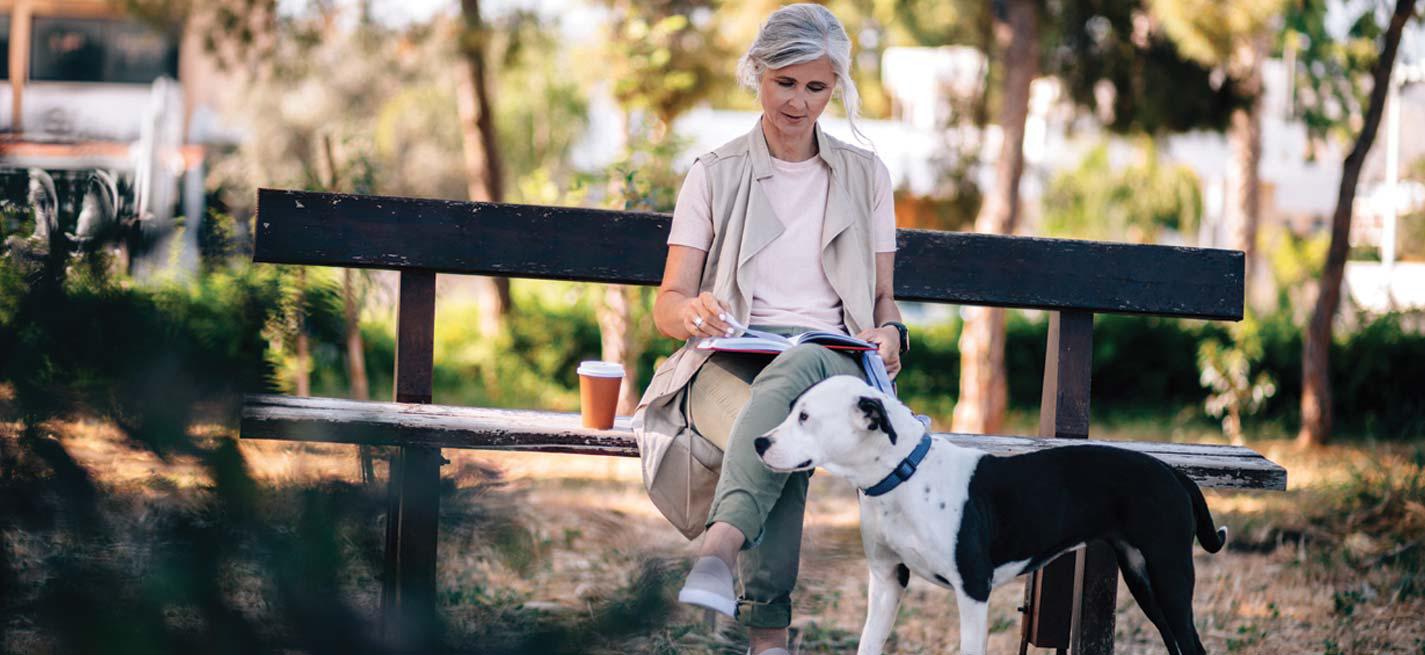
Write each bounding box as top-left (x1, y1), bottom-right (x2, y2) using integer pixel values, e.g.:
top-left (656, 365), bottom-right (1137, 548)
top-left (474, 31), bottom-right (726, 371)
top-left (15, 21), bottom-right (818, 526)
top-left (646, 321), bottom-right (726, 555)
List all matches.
top-left (1147, 544), bottom-right (1205, 655)
top-left (1112, 540), bottom-right (1181, 655)
top-left (954, 588), bottom-right (989, 655)
top-left (855, 559), bottom-right (907, 655)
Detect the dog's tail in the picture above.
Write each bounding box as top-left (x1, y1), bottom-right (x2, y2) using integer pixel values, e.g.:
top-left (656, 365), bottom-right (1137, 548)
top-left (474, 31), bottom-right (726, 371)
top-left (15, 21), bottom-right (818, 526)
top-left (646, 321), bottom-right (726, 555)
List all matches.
top-left (1173, 469), bottom-right (1228, 554)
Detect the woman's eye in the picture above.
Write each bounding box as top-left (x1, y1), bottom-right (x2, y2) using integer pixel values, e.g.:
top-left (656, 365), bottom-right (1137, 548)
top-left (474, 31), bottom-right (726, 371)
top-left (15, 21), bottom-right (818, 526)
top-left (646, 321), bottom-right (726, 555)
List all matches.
top-left (798, 411), bottom-right (809, 423)
top-left (809, 85), bottom-right (826, 92)
top-left (778, 80), bottom-right (794, 87)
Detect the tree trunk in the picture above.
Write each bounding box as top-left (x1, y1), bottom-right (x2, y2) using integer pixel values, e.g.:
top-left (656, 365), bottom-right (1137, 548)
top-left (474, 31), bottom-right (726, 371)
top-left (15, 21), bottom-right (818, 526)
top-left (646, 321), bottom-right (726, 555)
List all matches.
top-left (597, 285), bottom-right (643, 416)
top-left (344, 267), bottom-right (377, 485)
top-left (344, 269), bottom-right (370, 402)
top-left (1299, 0), bottom-right (1416, 447)
top-left (321, 133), bottom-right (376, 483)
top-left (953, 0), bottom-right (1037, 435)
top-left (1226, 37), bottom-right (1264, 282)
top-left (457, 0), bottom-right (512, 337)
top-left (294, 267), bottom-right (311, 398)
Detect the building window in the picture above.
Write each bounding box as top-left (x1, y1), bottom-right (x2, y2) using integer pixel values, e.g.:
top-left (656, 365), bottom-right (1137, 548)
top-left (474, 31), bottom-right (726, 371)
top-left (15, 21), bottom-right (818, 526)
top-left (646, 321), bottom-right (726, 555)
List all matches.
top-left (30, 17), bottom-right (178, 83)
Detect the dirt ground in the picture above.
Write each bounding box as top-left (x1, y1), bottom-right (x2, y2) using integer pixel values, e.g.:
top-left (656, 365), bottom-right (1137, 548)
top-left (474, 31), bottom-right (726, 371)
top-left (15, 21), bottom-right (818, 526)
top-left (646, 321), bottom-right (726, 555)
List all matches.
top-left (14, 419), bottom-right (1425, 654)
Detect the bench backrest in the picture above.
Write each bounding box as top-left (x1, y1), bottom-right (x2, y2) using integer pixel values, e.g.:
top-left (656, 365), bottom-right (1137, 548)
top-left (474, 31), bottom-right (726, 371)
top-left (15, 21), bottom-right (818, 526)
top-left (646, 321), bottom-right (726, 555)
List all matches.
top-left (255, 189), bottom-right (1243, 320)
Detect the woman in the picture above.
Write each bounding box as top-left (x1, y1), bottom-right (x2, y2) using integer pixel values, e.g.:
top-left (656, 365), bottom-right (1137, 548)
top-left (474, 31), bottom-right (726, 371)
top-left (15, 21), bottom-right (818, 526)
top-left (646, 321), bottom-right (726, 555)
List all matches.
top-left (630, 5), bottom-right (908, 654)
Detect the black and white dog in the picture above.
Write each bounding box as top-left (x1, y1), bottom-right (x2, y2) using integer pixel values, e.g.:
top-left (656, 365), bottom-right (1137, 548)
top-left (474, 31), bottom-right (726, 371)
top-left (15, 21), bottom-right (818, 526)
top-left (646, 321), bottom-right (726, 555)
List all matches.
top-left (754, 376), bottom-right (1226, 655)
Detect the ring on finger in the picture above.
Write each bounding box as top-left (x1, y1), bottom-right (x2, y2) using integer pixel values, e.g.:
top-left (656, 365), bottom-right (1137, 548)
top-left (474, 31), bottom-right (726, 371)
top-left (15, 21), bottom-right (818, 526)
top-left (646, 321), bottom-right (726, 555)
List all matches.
top-left (693, 316), bottom-right (704, 328)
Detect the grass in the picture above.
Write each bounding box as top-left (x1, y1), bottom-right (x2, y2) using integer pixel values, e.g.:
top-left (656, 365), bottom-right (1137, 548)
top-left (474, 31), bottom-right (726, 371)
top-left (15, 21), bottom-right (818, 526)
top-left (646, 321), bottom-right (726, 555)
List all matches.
top-left (2, 410), bottom-right (1423, 653)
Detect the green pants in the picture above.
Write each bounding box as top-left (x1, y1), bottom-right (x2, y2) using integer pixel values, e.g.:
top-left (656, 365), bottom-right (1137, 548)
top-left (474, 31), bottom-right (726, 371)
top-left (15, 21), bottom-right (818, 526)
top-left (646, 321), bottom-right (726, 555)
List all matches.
top-left (687, 330), bottom-right (865, 629)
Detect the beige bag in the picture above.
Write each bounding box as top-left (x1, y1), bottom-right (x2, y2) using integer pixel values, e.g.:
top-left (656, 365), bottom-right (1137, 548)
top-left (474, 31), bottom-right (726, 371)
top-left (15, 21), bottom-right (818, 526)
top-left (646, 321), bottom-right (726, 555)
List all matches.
top-left (642, 399), bottom-right (724, 540)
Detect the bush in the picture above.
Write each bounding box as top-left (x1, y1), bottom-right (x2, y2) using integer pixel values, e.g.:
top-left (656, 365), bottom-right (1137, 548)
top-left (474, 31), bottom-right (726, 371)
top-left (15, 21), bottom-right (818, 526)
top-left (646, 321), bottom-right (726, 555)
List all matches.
top-left (896, 308), bottom-right (1423, 439)
top-left (0, 256), bottom-right (283, 444)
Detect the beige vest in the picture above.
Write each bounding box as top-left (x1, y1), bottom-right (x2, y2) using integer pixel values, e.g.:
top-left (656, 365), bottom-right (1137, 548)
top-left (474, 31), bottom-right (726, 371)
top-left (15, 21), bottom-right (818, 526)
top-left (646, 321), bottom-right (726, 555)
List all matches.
top-left (631, 117), bottom-right (883, 538)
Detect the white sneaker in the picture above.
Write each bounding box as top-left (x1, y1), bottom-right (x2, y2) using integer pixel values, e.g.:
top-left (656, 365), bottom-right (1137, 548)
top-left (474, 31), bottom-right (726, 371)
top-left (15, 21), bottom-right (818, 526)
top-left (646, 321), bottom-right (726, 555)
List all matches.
top-left (677, 556), bottom-right (737, 617)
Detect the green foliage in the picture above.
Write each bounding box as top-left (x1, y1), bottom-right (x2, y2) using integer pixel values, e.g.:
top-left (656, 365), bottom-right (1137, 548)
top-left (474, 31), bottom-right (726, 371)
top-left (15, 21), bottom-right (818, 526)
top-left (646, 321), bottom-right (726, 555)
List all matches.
top-left (207, 13), bottom-right (473, 207)
top-left (1041, 141), bottom-right (1203, 241)
top-left (1226, 619), bottom-right (1270, 651)
top-left (1267, 226), bottom-right (1330, 289)
top-left (1279, 0), bottom-right (1391, 148)
top-left (1050, 0), bottom-right (1248, 134)
top-left (0, 258), bottom-right (282, 437)
top-left (894, 318), bottom-right (963, 421)
top-left (488, 10), bottom-right (592, 199)
top-left (0, 194), bottom-right (35, 242)
top-left (1198, 314), bottom-right (1278, 443)
top-left (1149, 0), bottom-right (1283, 67)
top-left (1299, 447), bottom-right (1425, 600)
top-left (601, 125), bottom-right (692, 214)
top-left (880, 0), bottom-right (993, 49)
top-left (197, 209), bottom-right (243, 273)
top-left (260, 266), bottom-right (346, 396)
top-left (896, 308), bottom-right (1422, 438)
top-left (602, 1), bottom-right (732, 132)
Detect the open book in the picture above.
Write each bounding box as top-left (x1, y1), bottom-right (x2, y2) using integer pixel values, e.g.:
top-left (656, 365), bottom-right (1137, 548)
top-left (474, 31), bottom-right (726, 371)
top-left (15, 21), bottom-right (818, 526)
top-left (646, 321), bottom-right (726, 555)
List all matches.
top-left (695, 326), bottom-right (896, 396)
top-left (694, 326), bottom-right (876, 355)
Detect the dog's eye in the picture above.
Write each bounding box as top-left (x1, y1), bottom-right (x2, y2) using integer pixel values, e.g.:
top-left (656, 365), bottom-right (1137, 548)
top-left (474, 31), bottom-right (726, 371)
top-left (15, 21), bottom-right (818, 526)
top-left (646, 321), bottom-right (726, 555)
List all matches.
top-left (798, 411), bottom-right (808, 423)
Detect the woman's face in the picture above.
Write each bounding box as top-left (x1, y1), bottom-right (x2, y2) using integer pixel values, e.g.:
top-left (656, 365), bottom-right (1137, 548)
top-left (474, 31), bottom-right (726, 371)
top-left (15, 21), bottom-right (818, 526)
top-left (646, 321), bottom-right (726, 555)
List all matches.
top-left (758, 56), bottom-right (837, 141)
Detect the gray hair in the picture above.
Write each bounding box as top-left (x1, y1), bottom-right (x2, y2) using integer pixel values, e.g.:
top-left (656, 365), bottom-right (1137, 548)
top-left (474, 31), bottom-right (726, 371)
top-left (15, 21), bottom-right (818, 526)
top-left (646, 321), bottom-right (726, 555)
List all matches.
top-left (737, 3), bottom-right (870, 146)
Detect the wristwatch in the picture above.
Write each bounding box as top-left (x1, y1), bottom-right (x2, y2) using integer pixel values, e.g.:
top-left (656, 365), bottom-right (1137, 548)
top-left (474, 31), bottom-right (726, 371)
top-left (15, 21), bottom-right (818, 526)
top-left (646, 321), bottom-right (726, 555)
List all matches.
top-left (880, 321), bottom-right (909, 355)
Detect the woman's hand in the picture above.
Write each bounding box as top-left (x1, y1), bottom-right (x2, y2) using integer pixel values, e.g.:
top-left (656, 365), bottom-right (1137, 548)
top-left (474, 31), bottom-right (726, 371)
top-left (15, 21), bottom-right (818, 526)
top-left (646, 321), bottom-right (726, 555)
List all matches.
top-left (857, 325), bottom-right (902, 379)
top-left (682, 292), bottom-right (736, 339)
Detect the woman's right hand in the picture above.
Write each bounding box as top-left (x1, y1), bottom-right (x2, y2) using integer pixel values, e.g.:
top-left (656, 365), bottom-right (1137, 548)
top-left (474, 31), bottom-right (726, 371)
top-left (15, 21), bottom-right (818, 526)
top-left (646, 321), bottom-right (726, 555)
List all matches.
top-left (681, 292), bottom-right (735, 339)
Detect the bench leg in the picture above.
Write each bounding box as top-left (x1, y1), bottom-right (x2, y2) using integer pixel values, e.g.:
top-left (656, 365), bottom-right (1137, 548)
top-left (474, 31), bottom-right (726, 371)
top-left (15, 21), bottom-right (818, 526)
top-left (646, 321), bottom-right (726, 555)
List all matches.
top-left (1072, 542), bottom-right (1118, 654)
top-left (383, 270), bottom-right (440, 649)
top-left (1023, 554), bottom-right (1076, 650)
top-left (1020, 540), bottom-right (1118, 655)
top-left (381, 445), bottom-right (443, 651)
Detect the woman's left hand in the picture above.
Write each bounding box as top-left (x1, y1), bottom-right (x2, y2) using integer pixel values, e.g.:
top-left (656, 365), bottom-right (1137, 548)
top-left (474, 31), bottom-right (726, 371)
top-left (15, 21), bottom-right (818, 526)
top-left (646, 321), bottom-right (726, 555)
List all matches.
top-left (857, 325), bottom-right (902, 379)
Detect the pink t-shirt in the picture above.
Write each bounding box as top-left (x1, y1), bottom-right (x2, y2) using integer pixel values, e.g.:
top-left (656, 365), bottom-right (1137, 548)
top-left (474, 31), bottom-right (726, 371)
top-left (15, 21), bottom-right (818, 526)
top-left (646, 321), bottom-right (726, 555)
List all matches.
top-left (667, 153), bottom-right (897, 334)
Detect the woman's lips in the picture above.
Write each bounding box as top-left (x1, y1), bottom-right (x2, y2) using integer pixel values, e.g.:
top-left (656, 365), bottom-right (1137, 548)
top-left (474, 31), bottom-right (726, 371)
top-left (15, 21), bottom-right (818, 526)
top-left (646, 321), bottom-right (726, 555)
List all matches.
top-left (782, 112), bottom-right (805, 122)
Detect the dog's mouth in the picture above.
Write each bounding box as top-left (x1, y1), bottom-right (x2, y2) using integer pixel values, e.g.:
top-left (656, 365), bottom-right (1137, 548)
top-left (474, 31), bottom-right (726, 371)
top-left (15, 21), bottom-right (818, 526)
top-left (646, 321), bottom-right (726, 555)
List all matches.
top-left (762, 457), bottom-right (815, 473)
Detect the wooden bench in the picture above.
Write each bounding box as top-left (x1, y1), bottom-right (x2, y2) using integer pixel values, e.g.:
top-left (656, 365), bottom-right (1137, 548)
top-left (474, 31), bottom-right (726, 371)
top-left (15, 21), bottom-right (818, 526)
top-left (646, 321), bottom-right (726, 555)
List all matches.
top-left (240, 188), bottom-right (1287, 653)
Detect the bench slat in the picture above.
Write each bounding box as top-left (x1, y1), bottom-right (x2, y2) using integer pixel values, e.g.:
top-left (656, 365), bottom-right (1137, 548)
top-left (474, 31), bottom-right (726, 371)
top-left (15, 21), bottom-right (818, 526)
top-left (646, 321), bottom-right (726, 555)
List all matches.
top-left (241, 394), bottom-right (1286, 491)
top-left (255, 189), bottom-right (1244, 320)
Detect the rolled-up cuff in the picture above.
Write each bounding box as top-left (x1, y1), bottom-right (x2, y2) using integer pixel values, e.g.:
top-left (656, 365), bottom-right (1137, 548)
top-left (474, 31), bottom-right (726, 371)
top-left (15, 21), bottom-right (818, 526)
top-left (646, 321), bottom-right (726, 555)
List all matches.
top-left (707, 489), bottom-right (765, 549)
top-left (737, 595), bottom-right (792, 629)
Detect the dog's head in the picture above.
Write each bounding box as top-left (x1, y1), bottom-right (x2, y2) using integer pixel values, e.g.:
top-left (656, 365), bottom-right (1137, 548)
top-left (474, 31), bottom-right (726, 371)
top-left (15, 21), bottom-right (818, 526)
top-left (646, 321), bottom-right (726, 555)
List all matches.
top-left (755, 376), bottom-right (919, 481)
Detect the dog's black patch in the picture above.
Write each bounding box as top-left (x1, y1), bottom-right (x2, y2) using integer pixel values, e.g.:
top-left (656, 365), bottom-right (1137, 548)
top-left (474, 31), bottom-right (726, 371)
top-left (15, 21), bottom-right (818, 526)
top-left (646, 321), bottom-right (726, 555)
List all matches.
top-left (954, 495), bottom-right (993, 603)
top-left (857, 396), bottom-right (898, 444)
top-left (895, 564), bottom-right (910, 588)
top-left (795, 459), bottom-right (813, 469)
top-left (934, 574), bottom-right (950, 586)
top-left (949, 443), bottom-right (1216, 629)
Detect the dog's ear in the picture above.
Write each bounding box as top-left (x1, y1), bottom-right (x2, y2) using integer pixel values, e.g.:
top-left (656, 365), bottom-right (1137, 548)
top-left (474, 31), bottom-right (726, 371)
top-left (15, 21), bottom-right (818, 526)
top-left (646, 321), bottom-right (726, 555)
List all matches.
top-left (857, 395), bottom-right (898, 445)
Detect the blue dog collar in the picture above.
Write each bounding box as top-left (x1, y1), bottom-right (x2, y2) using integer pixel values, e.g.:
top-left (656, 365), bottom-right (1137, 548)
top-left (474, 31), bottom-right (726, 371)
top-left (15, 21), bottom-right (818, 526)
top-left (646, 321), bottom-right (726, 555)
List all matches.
top-left (862, 434), bottom-right (933, 497)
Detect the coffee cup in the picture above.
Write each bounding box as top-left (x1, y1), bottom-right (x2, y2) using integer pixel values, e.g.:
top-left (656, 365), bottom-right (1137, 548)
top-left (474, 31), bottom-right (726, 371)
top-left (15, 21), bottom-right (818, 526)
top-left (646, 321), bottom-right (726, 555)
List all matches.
top-left (577, 361), bottom-right (625, 429)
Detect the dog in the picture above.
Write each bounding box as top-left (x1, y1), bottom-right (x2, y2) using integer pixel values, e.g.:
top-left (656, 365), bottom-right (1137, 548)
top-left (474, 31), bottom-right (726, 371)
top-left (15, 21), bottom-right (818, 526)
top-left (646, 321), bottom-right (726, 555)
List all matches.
top-left (754, 376), bottom-right (1226, 655)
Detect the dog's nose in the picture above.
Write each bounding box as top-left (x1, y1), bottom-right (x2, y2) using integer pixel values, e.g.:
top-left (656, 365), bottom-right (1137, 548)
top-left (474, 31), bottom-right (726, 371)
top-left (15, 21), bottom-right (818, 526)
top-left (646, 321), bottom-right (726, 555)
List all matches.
top-left (754, 436), bottom-right (771, 456)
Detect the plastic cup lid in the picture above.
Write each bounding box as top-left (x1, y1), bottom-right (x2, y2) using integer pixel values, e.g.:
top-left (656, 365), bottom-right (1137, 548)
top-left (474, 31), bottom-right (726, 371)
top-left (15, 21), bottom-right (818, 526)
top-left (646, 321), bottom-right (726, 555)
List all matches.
top-left (577, 361), bottom-right (625, 377)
